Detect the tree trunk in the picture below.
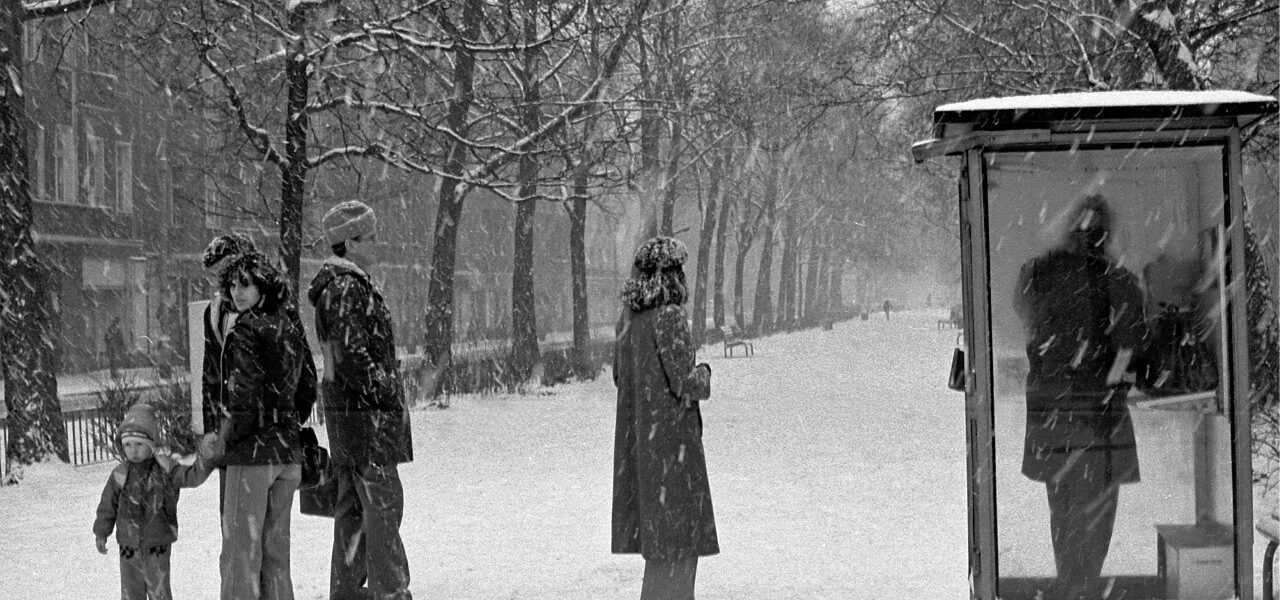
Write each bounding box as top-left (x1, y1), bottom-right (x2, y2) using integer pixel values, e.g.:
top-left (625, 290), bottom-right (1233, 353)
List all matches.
top-left (804, 231), bottom-right (824, 324)
top-left (509, 0), bottom-right (541, 382)
top-left (691, 149), bottom-right (723, 345)
top-left (659, 114), bottom-right (682, 235)
top-left (568, 169), bottom-right (592, 379)
top-left (657, 7), bottom-right (685, 236)
top-left (423, 0), bottom-right (481, 379)
top-left (279, 7), bottom-right (309, 287)
top-left (830, 260), bottom-right (845, 316)
top-left (1115, 0), bottom-right (1201, 90)
top-left (777, 210), bottom-right (797, 331)
top-left (712, 153), bottom-right (733, 330)
top-left (511, 192), bottom-right (539, 382)
top-left (732, 238), bottom-right (749, 331)
top-left (0, 0), bottom-right (67, 475)
top-left (751, 158), bottom-right (779, 334)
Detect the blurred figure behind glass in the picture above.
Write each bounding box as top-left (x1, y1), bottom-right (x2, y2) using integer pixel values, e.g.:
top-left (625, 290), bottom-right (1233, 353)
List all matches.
top-left (1012, 194), bottom-right (1149, 600)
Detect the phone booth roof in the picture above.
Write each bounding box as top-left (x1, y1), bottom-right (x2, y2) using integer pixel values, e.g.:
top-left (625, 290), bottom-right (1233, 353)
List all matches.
top-left (912, 90), bottom-right (1277, 162)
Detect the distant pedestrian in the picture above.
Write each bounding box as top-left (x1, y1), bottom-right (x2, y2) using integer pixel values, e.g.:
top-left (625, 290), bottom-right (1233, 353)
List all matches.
top-left (882, 299), bottom-right (892, 320)
top-left (105, 316), bottom-right (126, 377)
top-left (612, 236), bottom-right (716, 600)
top-left (307, 200), bottom-right (414, 600)
top-left (94, 403), bottom-right (214, 600)
top-left (211, 251), bottom-right (317, 600)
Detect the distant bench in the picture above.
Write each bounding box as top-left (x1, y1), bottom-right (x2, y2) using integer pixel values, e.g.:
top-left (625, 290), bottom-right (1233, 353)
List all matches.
top-left (939, 305), bottom-right (964, 329)
top-left (720, 325), bottom-right (754, 358)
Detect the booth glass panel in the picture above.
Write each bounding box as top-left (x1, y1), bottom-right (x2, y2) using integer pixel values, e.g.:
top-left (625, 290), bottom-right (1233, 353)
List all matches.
top-left (983, 146), bottom-right (1237, 599)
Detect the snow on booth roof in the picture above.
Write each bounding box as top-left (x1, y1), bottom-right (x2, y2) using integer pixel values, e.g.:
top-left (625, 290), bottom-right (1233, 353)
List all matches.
top-left (933, 89), bottom-right (1277, 128)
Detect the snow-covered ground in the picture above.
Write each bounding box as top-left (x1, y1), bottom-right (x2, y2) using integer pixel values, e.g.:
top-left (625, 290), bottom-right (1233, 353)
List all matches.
top-left (0, 309), bottom-right (1271, 599)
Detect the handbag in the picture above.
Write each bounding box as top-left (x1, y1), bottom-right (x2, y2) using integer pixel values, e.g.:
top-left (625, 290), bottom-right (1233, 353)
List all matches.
top-left (298, 427), bottom-right (336, 517)
top-left (1135, 305), bottom-right (1219, 397)
top-left (298, 427), bottom-right (330, 488)
top-left (948, 333), bottom-right (966, 392)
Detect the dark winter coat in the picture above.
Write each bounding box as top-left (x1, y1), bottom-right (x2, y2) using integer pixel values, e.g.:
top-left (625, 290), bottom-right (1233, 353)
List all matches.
top-left (1014, 248), bottom-right (1147, 485)
top-left (204, 296), bottom-right (318, 438)
top-left (201, 295), bottom-right (234, 434)
top-left (218, 304), bottom-right (317, 466)
top-left (612, 303), bottom-right (717, 561)
top-left (307, 257), bottom-right (413, 467)
top-left (93, 455), bottom-right (211, 548)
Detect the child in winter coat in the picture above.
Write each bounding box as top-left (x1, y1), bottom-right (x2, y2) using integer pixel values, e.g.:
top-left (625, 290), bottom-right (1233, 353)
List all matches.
top-left (94, 403), bottom-right (214, 600)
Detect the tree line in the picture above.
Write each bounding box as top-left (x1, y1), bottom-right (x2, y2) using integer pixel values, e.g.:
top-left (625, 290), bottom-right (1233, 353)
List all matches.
top-left (0, 0), bottom-right (1274, 476)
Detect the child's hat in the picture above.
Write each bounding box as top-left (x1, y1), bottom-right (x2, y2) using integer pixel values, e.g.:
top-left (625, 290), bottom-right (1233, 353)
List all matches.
top-left (116, 403), bottom-right (159, 445)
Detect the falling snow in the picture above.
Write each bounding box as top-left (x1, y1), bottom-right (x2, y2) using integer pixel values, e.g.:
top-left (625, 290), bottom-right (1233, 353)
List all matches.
top-left (0, 309), bottom-right (1272, 598)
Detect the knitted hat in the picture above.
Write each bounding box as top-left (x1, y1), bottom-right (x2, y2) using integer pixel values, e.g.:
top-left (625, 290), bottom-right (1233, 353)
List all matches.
top-left (322, 200), bottom-right (378, 245)
top-left (633, 236), bottom-right (688, 274)
top-left (117, 403), bottom-right (159, 446)
top-left (201, 233), bottom-right (256, 271)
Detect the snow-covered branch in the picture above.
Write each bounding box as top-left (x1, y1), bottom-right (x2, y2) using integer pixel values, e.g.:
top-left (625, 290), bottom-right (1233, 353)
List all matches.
top-left (194, 36), bottom-right (285, 167)
top-left (22, 0), bottom-right (115, 20)
top-left (306, 143), bottom-right (390, 170)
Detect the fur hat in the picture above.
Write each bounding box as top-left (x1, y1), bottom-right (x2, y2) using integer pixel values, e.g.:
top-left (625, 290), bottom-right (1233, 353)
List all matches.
top-left (202, 233), bottom-right (256, 271)
top-left (117, 403), bottom-right (159, 446)
top-left (322, 200), bottom-right (378, 245)
top-left (632, 236), bottom-right (688, 274)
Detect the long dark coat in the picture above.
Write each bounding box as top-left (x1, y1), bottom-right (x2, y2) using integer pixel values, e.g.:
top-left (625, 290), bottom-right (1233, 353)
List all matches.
top-left (307, 257), bottom-right (413, 467)
top-left (612, 304), bottom-right (717, 561)
top-left (1015, 249), bottom-right (1146, 486)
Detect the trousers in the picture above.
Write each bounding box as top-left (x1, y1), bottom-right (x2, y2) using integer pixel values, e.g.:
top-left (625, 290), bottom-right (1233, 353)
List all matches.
top-left (1046, 473), bottom-right (1120, 600)
top-left (330, 463), bottom-right (412, 600)
top-left (221, 463), bottom-right (302, 600)
top-left (640, 556), bottom-right (698, 600)
top-left (119, 544), bottom-right (171, 600)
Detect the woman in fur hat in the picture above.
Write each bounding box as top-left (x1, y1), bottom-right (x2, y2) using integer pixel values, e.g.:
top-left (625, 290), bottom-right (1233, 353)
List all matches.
top-left (211, 251), bottom-right (317, 600)
top-left (611, 236), bottom-right (716, 600)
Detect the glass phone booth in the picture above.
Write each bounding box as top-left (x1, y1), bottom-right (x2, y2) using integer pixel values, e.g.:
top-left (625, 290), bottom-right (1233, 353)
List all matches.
top-left (913, 91), bottom-right (1277, 600)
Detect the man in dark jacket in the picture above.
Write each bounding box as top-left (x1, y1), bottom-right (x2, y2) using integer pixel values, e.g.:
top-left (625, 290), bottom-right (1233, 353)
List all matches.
top-left (308, 200), bottom-right (413, 600)
top-left (201, 233), bottom-right (256, 437)
top-left (1014, 195), bottom-right (1147, 600)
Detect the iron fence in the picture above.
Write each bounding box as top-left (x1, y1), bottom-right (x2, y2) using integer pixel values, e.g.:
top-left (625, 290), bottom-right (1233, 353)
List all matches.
top-left (0, 407), bottom-right (117, 478)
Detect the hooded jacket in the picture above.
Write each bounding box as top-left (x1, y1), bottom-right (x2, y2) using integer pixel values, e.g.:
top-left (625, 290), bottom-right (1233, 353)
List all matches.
top-left (203, 295), bottom-right (317, 437)
top-left (307, 257), bottom-right (413, 466)
top-left (93, 455), bottom-right (211, 548)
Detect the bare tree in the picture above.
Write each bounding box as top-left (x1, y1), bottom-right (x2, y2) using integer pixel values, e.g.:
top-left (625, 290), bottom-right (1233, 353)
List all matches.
top-left (0, 0), bottom-right (69, 477)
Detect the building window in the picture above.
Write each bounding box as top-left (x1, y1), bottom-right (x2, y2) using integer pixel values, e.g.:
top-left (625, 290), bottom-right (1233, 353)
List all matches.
top-left (85, 132), bottom-right (105, 207)
top-left (114, 141), bottom-right (133, 213)
top-left (30, 124), bottom-right (45, 201)
top-left (203, 175), bottom-right (222, 229)
top-left (54, 124), bottom-right (77, 205)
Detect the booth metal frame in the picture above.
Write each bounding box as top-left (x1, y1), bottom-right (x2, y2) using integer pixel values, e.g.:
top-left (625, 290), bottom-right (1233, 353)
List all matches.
top-left (913, 91), bottom-right (1277, 600)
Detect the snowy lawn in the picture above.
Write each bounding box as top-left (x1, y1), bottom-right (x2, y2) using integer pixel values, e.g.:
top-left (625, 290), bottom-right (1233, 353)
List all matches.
top-left (0, 309), bottom-right (1270, 598)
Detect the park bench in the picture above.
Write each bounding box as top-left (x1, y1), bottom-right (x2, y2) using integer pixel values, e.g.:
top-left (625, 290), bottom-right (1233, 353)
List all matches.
top-left (720, 325), bottom-right (754, 358)
top-left (1261, 509), bottom-right (1279, 600)
top-left (938, 304), bottom-right (964, 329)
